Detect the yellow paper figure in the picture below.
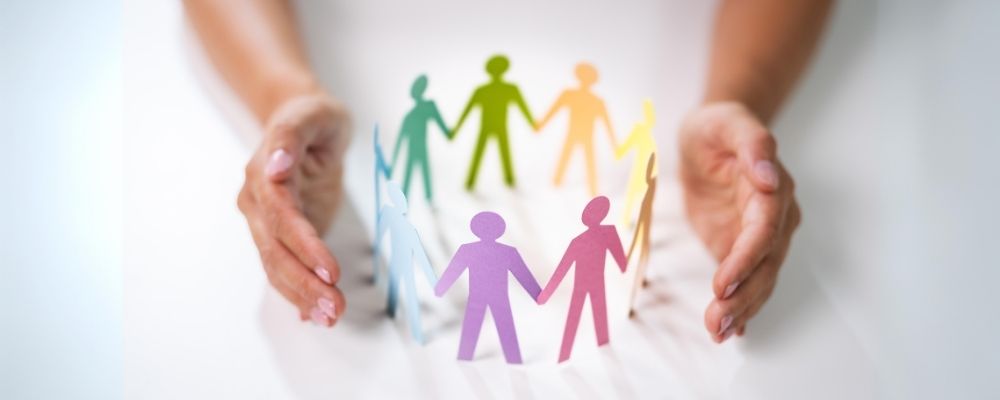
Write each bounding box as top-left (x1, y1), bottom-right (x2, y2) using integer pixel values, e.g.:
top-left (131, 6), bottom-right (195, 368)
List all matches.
top-left (535, 62), bottom-right (617, 196)
top-left (616, 99), bottom-right (658, 227)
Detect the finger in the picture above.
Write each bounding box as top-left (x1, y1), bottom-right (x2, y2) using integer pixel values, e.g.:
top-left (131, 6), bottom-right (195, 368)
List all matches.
top-left (260, 185), bottom-right (341, 285)
top-left (712, 191), bottom-right (783, 299)
top-left (262, 124), bottom-right (306, 182)
top-left (726, 261), bottom-right (780, 340)
top-left (728, 116), bottom-right (780, 193)
top-left (266, 236), bottom-right (346, 327)
top-left (705, 260), bottom-right (773, 342)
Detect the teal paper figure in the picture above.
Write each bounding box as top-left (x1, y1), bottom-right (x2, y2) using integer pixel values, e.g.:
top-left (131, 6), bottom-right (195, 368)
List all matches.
top-left (373, 125), bottom-right (392, 284)
top-left (452, 54), bottom-right (536, 190)
top-left (374, 182), bottom-right (439, 343)
top-left (392, 75), bottom-right (451, 202)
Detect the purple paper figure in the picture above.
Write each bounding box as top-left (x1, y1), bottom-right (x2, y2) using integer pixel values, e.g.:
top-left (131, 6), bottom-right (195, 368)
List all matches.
top-left (537, 196), bottom-right (627, 362)
top-left (434, 211), bottom-right (541, 364)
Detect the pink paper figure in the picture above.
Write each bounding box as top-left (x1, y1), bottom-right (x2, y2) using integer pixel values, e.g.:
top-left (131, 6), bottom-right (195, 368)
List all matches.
top-left (434, 211), bottom-right (541, 364)
top-left (537, 196), bottom-right (627, 363)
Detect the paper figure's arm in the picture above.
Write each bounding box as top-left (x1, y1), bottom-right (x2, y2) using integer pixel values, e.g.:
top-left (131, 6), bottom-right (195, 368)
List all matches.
top-left (513, 87), bottom-right (536, 128)
top-left (598, 100), bottom-right (618, 149)
top-left (535, 92), bottom-right (567, 132)
top-left (625, 219), bottom-right (643, 265)
top-left (374, 208), bottom-right (390, 253)
top-left (414, 234), bottom-right (438, 287)
top-left (538, 245), bottom-right (575, 304)
top-left (375, 144), bottom-right (391, 180)
top-left (452, 92), bottom-right (478, 138)
top-left (615, 125), bottom-right (639, 160)
top-left (508, 249), bottom-right (542, 300)
top-left (434, 245), bottom-right (470, 297)
top-left (429, 101), bottom-right (451, 140)
top-left (608, 227), bottom-right (628, 273)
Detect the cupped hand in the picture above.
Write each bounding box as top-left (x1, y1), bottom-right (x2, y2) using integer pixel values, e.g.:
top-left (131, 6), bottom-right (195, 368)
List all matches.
top-left (237, 92), bottom-right (352, 327)
top-left (678, 102), bottom-right (801, 343)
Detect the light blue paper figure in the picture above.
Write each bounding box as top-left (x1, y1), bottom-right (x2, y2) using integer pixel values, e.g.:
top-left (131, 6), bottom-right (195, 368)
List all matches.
top-left (373, 125), bottom-right (392, 283)
top-left (374, 182), bottom-right (439, 343)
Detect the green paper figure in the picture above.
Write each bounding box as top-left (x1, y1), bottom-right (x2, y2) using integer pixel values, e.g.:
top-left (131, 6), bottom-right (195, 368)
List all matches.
top-left (452, 54), bottom-right (536, 191)
top-left (392, 75), bottom-right (451, 202)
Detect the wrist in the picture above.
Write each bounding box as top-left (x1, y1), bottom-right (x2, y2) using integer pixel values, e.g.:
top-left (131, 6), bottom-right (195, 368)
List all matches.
top-left (703, 72), bottom-right (778, 125)
top-left (257, 69), bottom-right (325, 124)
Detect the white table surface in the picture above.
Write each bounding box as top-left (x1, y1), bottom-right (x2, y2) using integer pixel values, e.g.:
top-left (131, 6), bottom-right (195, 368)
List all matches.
top-left (119, 1), bottom-right (1000, 399)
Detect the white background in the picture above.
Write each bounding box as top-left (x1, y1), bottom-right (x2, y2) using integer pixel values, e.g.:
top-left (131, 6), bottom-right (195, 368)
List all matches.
top-left (2, 0), bottom-right (999, 399)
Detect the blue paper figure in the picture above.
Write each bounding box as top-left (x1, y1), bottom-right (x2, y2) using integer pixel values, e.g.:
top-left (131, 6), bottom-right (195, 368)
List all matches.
top-left (374, 182), bottom-right (439, 343)
top-left (373, 125), bottom-right (392, 283)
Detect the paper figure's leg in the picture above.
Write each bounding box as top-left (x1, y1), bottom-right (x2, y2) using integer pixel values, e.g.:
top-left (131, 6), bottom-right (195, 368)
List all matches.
top-left (621, 166), bottom-right (644, 226)
top-left (559, 289), bottom-right (587, 362)
top-left (458, 303), bottom-right (487, 361)
top-left (491, 301), bottom-right (522, 364)
top-left (403, 158), bottom-right (416, 198)
top-left (628, 224), bottom-right (647, 313)
top-left (591, 288), bottom-right (610, 346)
top-left (403, 274), bottom-right (425, 344)
top-left (584, 142), bottom-right (597, 197)
top-left (420, 157), bottom-right (433, 202)
top-left (465, 133), bottom-right (490, 191)
top-left (552, 139), bottom-right (575, 187)
top-left (497, 131), bottom-right (515, 187)
top-left (386, 268), bottom-right (399, 317)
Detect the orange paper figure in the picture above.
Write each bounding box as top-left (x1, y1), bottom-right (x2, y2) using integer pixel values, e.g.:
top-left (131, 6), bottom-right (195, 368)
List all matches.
top-left (626, 153), bottom-right (657, 317)
top-left (616, 99), bottom-right (658, 227)
top-left (535, 62), bottom-right (617, 196)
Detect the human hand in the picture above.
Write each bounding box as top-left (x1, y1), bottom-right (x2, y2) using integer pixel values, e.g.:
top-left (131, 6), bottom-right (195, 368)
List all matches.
top-left (678, 102), bottom-right (801, 343)
top-left (237, 92), bottom-right (352, 327)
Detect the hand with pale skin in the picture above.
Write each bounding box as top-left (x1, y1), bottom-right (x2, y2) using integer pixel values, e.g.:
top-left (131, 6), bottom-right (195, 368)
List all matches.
top-left (679, 102), bottom-right (801, 342)
top-left (237, 92), bottom-right (352, 326)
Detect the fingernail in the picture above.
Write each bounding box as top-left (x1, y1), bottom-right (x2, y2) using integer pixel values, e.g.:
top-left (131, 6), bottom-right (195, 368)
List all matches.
top-left (753, 160), bottom-right (779, 189)
top-left (723, 281), bottom-right (741, 299)
top-left (310, 306), bottom-right (331, 326)
top-left (265, 149), bottom-right (294, 177)
top-left (315, 267), bottom-right (332, 284)
top-left (317, 297), bottom-right (337, 320)
top-left (720, 327), bottom-right (735, 342)
top-left (719, 315), bottom-right (734, 335)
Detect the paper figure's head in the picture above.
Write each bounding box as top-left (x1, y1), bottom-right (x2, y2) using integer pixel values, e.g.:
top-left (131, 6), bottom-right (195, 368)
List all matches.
top-left (470, 211), bottom-right (505, 241)
top-left (387, 182), bottom-right (408, 214)
top-left (575, 62), bottom-right (598, 87)
top-left (645, 153), bottom-right (657, 183)
top-left (410, 75), bottom-right (428, 100)
top-left (486, 55), bottom-right (510, 80)
top-left (582, 196), bottom-right (610, 227)
top-left (642, 99), bottom-right (656, 126)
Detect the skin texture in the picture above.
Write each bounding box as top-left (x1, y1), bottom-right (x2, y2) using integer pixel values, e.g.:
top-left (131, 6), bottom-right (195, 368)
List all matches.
top-left (184, 0), bottom-right (832, 339)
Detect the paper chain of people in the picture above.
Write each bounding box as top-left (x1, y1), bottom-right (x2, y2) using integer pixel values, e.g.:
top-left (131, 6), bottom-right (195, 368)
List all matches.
top-left (373, 54), bottom-right (659, 364)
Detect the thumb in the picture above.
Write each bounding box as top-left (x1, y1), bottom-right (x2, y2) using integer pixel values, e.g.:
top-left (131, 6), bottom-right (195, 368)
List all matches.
top-left (263, 124), bottom-right (304, 183)
top-left (735, 127), bottom-right (780, 193)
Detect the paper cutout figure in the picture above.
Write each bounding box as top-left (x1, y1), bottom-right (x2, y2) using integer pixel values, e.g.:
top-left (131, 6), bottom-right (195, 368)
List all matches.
top-left (626, 153), bottom-right (657, 317)
top-left (616, 99), bottom-right (659, 226)
top-left (373, 125), bottom-right (392, 283)
top-left (435, 211), bottom-right (541, 364)
top-left (538, 196), bottom-right (627, 362)
top-left (452, 55), bottom-right (536, 190)
top-left (391, 75), bottom-right (451, 202)
top-left (535, 62), bottom-right (617, 196)
top-left (374, 182), bottom-right (439, 343)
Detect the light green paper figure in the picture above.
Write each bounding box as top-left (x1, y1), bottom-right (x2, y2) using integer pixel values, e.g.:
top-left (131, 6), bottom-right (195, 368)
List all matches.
top-left (536, 62), bottom-right (617, 197)
top-left (452, 55), bottom-right (536, 191)
top-left (392, 75), bottom-right (451, 202)
top-left (616, 99), bottom-right (659, 227)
